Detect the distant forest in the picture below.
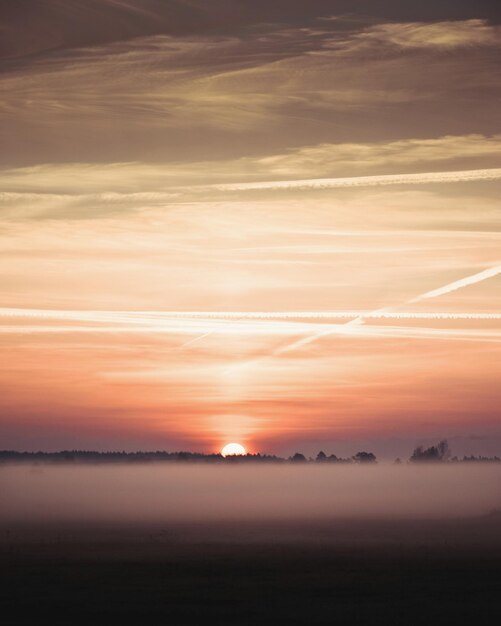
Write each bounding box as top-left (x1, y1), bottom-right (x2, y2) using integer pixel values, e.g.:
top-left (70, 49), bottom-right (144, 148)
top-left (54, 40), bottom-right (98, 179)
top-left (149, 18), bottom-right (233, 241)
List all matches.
top-left (1, 440), bottom-right (500, 464)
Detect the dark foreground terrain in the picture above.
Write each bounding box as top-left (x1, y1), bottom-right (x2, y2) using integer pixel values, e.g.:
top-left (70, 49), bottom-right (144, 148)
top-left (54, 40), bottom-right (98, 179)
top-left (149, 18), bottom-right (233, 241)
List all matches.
top-left (1, 517), bottom-right (501, 625)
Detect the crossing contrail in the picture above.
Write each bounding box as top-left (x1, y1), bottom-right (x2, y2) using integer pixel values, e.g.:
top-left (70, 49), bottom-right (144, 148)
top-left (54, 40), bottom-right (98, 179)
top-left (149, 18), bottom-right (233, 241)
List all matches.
top-left (273, 264), bottom-right (501, 353)
top-left (1, 308), bottom-right (500, 363)
top-left (410, 265), bottom-right (501, 303)
top-left (0, 308), bottom-right (500, 349)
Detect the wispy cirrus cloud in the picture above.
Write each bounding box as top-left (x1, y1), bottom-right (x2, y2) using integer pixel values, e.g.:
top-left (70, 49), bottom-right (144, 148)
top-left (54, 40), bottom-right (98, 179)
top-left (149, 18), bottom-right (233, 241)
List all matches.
top-left (1, 17), bottom-right (500, 165)
top-left (253, 135), bottom-right (501, 178)
top-left (346, 19), bottom-right (501, 50)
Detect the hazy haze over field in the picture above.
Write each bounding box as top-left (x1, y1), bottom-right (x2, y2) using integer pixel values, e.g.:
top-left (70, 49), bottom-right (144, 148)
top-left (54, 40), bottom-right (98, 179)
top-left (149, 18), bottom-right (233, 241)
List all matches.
top-left (2, 464), bottom-right (501, 524)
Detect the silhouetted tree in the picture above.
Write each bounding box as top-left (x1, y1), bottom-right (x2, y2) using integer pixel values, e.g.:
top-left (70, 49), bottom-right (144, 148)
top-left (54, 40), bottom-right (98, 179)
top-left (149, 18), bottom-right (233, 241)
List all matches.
top-left (409, 440), bottom-right (450, 463)
top-left (353, 451), bottom-right (377, 463)
top-left (290, 452), bottom-right (307, 463)
top-left (461, 455), bottom-right (501, 463)
top-left (316, 451), bottom-right (327, 462)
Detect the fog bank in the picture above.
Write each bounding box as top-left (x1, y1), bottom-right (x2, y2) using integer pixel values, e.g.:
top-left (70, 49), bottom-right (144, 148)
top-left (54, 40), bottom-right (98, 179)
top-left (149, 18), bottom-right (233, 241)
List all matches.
top-left (1, 464), bottom-right (500, 524)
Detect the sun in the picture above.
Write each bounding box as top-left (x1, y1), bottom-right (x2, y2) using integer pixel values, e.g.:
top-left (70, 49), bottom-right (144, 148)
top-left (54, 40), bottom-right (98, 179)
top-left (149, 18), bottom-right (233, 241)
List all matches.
top-left (221, 443), bottom-right (247, 457)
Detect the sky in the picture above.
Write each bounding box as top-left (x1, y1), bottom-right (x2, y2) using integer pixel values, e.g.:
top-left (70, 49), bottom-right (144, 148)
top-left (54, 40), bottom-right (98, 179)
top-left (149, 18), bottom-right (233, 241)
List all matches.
top-left (0, 1), bottom-right (500, 458)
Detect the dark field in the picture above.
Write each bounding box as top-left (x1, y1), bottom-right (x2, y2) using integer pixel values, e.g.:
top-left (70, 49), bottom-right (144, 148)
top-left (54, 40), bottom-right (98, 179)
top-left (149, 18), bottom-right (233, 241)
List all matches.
top-left (2, 517), bottom-right (501, 625)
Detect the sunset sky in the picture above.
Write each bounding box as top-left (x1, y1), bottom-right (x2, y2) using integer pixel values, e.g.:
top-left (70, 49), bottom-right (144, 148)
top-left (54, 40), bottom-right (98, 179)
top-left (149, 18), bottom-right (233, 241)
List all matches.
top-left (1, 1), bottom-right (500, 458)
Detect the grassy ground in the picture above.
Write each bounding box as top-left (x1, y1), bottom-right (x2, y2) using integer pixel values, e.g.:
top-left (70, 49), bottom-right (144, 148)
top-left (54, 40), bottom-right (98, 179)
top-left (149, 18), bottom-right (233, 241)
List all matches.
top-left (1, 518), bottom-right (501, 624)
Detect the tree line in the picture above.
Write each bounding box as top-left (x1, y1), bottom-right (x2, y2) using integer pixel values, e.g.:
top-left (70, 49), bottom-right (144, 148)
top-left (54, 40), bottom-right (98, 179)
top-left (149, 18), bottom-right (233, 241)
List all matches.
top-left (0, 440), bottom-right (499, 464)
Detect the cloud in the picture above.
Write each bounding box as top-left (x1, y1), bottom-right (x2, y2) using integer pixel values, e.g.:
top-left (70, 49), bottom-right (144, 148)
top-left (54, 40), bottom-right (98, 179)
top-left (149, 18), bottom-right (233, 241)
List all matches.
top-left (2, 134), bottom-right (501, 200)
top-left (351, 19), bottom-right (500, 50)
top-left (0, 32), bottom-right (299, 132)
top-left (254, 135), bottom-right (501, 178)
top-left (1, 18), bottom-right (501, 165)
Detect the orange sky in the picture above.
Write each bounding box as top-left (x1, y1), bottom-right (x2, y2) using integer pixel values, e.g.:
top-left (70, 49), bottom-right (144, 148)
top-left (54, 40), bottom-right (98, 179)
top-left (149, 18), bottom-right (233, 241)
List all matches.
top-left (0, 1), bottom-right (500, 457)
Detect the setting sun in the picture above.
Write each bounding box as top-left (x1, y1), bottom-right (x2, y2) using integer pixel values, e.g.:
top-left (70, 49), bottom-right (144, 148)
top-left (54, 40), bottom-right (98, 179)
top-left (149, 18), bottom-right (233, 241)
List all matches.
top-left (221, 443), bottom-right (247, 457)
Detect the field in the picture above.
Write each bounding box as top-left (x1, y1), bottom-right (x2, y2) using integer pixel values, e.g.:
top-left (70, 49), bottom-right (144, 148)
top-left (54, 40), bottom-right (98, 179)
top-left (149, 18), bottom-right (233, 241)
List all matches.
top-left (2, 516), bottom-right (501, 624)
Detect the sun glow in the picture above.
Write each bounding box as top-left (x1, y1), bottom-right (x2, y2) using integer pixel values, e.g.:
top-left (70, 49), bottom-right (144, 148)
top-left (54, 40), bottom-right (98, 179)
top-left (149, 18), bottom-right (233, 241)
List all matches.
top-left (221, 443), bottom-right (247, 457)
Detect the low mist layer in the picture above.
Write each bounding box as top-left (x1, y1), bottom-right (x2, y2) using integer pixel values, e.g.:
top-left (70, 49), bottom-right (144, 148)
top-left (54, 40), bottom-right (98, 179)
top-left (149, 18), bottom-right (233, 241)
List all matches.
top-left (2, 463), bottom-right (500, 524)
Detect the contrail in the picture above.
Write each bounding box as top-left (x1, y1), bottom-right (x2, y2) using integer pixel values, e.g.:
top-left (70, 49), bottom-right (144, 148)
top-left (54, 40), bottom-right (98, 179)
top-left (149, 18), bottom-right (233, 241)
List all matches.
top-left (273, 264), bottom-right (501, 353)
top-left (177, 331), bottom-right (215, 349)
top-left (274, 306), bottom-right (384, 354)
top-left (214, 167), bottom-right (501, 192)
top-left (1, 308), bottom-right (500, 322)
top-left (1, 311), bottom-right (500, 351)
top-left (410, 265), bottom-right (501, 303)
top-left (4, 324), bottom-right (497, 346)
top-left (0, 306), bottom-right (499, 349)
